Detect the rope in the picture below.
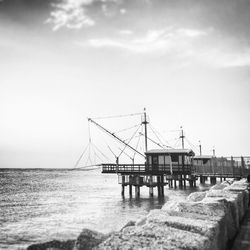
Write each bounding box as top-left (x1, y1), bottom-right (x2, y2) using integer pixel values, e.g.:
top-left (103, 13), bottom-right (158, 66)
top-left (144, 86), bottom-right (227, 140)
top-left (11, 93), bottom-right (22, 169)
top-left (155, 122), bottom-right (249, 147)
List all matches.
top-left (92, 142), bottom-right (111, 161)
top-left (173, 138), bottom-right (181, 148)
top-left (149, 124), bottom-right (171, 147)
top-left (73, 144), bottom-right (89, 168)
top-left (149, 124), bottom-right (165, 147)
top-left (91, 112), bottom-right (143, 120)
top-left (185, 137), bottom-right (200, 152)
top-left (113, 124), bottom-right (141, 134)
top-left (118, 124), bottom-right (142, 158)
top-left (133, 127), bottom-right (142, 160)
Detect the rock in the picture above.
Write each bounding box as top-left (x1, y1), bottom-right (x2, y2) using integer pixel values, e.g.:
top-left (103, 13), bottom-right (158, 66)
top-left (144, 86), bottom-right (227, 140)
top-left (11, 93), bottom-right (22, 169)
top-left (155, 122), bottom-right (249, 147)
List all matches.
top-left (210, 183), bottom-right (229, 190)
top-left (96, 223), bottom-right (213, 250)
top-left (74, 229), bottom-right (108, 250)
top-left (202, 197), bottom-right (236, 240)
top-left (120, 220), bottom-right (136, 231)
top-left (207, 190), bottom-right (241, 228)
top-left (146, 209), bottom-right (222, 249)
top-left (224, 185), bottom-right (249, 218)
top-left (187, 191), bottom-right (206, 202)
top-left (135, 217), bottom-right (147, 226)
top-left (27, 240), bottom-right (75, 250)
top-left (162, 200), bottom-right (227, 218)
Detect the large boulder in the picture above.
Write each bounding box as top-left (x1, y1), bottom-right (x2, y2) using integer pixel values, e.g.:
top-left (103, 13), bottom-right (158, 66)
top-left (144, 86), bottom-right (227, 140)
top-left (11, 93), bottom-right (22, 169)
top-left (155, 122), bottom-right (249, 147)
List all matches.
top-left (202, 197), bottom-right (236, 240)
top-left (74, 229), bottom-right (108, 250)
top-left (27, 240), bottom-right (75, 250)
top-left (146, 209), bottom-right (222, 250)
top-left (96, 223), bottom-right (213, 250)
top-left (187, 191), bottom-right (206, 202)
top-left (210, 183), bottom-right (229, 190)
top-left (224, 182), bottom-right (249, 217)
top-left (162, 200), bottom-right (228, 249)
top-left (162, 199), bottom-right (227, 218)
top-left (206, 189), bottom-right (243, 229)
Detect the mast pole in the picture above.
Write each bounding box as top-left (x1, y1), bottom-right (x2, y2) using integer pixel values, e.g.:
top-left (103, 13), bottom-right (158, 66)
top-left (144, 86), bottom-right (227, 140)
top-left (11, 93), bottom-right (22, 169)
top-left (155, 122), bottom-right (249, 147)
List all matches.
top-left (199, 140), bottom-right (202, 156)
top-left (142, 108), bottom-right (148, 152)
top-left (180, 126), bottom-right (185, 149)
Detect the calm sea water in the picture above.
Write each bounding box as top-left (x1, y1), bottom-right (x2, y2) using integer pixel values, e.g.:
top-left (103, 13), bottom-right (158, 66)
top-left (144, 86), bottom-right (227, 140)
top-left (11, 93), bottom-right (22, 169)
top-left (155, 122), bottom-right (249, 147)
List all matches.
top-left (0, 168), bottom-right (210, 250)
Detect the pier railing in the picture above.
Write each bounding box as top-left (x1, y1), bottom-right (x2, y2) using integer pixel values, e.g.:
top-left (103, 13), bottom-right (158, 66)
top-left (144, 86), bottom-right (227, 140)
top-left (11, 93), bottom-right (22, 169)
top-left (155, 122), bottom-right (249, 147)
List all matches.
top-left (102, 163), bottom-right (192, 175)
top-left (102, 156), bottom-right (250, 178)
top-left (192, 156), bottom-right (250, 178)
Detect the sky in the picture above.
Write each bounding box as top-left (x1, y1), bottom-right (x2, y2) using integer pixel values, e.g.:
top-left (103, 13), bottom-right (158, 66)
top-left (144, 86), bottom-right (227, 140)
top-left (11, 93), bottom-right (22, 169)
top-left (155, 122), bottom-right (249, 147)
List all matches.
top-left (0, 0), bottom-right (250, 168)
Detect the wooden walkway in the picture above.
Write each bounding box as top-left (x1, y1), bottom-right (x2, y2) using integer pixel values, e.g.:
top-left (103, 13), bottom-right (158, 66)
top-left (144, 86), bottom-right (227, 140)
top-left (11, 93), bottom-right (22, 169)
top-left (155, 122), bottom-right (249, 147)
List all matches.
top-left (232, 207), bottom-right (250, 250)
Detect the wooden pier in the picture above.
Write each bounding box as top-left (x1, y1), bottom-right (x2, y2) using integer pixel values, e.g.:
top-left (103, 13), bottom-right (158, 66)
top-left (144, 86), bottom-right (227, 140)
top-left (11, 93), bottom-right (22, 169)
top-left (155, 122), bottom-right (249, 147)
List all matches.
top-left (102, 151), bottom-right (250, 197)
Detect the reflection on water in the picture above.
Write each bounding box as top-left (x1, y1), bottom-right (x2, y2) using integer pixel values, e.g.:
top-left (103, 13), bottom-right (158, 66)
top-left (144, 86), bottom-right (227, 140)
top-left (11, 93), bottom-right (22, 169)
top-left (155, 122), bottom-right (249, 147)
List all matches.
top-left (0, 169), bottom-right (211, 250)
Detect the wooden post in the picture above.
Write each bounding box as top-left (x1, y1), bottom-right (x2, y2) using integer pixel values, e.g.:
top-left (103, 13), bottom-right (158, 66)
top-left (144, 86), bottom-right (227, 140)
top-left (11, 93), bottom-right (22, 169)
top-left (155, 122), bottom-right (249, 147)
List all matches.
top-left (121, 175), bottom-right (125, 196)
top-left (121, 185), bottom-right (125, 196)
top-left (157, 176), bottom-right (161, 196)
top-left (129, 175), bottom-right (132, 197)
top-left (135, 186), bottom-right (140, 197)
top-left (170, 180), bottom-right (173, 188)
top-left (129, 185), bottom-right (132, 196)
top-left (161, 175), bottom-right (164, 196)
top-left (149, 187), bottom-right (154, 197)
top-left (149, 175), bottom-right (153, 197)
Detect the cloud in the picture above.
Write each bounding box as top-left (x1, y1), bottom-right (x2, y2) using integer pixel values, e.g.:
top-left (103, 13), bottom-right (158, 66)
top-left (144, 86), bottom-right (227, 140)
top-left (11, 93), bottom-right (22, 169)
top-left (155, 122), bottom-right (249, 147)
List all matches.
top-left (85, 28), bottom-right (207, 54)
top-left (46, 1), bottom-right (96, 30)
top-left (47, 0), bottom-right (122, 30)
top-left (78, 27), bottom-right (250, 68)
top-left (46, 0), bottom-right (250, 68)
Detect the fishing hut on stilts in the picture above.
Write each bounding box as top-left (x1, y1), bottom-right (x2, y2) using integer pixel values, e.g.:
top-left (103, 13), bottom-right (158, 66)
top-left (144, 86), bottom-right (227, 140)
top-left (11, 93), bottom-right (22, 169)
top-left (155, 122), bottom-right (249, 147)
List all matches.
top-left (85, 109), bottom-right (195, 197)
top-left (74, 109), bottom-right (250, 197)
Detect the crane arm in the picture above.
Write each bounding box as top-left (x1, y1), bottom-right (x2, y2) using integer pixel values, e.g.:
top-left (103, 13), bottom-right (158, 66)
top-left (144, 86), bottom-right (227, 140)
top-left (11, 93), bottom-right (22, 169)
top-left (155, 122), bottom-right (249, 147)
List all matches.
top-left (88, 118), bottom-right (145, 158)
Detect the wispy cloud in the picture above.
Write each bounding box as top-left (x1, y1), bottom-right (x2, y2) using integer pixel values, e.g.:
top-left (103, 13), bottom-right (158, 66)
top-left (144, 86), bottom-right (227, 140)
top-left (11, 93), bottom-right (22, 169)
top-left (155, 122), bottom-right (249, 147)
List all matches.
top-left (78, 27), bottom-right (250, 68)
top-left (84, 28), bottom-right (207, 54)
top-left (46, 1), bottom-right (96, 31)
top-left (47, 0), bottom-right (122, 30)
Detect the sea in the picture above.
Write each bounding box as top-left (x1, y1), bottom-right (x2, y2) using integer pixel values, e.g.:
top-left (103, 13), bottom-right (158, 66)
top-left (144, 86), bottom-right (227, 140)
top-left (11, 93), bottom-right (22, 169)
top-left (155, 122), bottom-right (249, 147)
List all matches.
top-left (0, 168), bottom-right (211, 250)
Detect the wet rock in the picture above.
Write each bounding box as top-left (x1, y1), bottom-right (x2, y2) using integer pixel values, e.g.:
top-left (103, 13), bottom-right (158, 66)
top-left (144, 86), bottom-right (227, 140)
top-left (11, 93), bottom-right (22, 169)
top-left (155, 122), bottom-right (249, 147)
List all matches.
top-left (210, 183), bottom-right (229, 190)
top-left (74, 229), bottom-right (108, 250)
top-left (224, 184), bottom-right (249, 218)
top-left (202, 197), bottom-right (236, 240)
top-left (147, 209), bottom-right (218, 236)
top-left (120, 220), bottom-right (136, 231)
top-left (162, 199), bottom-right (227, 218)
top-left (96, 223), bottom-right (213, 250)
top-left (27, 240), bottom-right (75, 250)
top-left (187, 191), bottom-right (206, 202)
top-left (206, 189), bottom-right (243, 229)
top-left (135, 217), bottom-right (147, 226)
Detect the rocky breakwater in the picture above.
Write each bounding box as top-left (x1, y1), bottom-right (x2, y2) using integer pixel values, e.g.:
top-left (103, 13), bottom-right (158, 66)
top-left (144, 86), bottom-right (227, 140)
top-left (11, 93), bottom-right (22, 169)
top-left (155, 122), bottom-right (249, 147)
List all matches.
top-left (27, 178), bottom-right (250, 250)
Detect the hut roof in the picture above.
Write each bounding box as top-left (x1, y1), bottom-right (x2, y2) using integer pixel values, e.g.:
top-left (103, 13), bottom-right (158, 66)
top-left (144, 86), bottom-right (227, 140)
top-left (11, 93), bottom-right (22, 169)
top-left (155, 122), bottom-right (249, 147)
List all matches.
top-left (193, 155), bottom-right (213, 159)
top-left (145, 149), bottom-right (195, 156)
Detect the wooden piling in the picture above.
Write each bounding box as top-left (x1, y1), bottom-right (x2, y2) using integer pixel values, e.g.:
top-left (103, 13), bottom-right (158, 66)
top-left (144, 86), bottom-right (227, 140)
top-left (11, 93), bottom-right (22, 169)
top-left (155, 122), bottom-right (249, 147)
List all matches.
top-left (121, 185), bottom-right (125, 196)
top-left (149, 186), bottom-right (154, 197)
top-left (157, 176), bottom-right (161, 196)
top-left (129, 185), bottom-right (132, 196)
top-left (135, 186), bottom-right (140, 197)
